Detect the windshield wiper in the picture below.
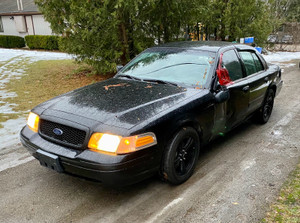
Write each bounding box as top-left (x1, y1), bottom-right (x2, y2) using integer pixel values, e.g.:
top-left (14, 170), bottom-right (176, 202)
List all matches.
top-left (143, 78), bottom-right (179, 87)
top-left (117, 74), bottom-right (142, 81)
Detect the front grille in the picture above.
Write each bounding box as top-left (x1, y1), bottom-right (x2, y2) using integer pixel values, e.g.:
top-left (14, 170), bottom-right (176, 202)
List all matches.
top-left (39, 119), bottom-right (86, 148)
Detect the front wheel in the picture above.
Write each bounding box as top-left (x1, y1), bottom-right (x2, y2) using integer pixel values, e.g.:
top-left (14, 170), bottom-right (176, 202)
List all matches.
top-left (161, 127), bottom-right (200, 185)
top-left (257, 89), bottom-right (275, 124)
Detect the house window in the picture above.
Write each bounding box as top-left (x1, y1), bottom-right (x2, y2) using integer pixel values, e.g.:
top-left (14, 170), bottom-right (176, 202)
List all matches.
top-left (0, 17), bottom-right (4, 32)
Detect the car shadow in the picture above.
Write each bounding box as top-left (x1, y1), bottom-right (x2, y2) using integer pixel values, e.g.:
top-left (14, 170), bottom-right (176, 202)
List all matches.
top-left (195, 119), bottom-right (260, 170)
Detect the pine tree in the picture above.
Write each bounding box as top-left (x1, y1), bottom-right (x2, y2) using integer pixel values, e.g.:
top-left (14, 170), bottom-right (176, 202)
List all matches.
top-left (35, 0), bottom-right (277, 73)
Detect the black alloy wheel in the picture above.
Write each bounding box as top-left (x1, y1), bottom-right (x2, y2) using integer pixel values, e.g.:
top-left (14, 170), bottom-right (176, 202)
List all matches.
top-left (161, 127), bottom-right (200, 185)
top-left (174, 136), bottom-right (196, 176)
top-left (258, 89), bottom-right (274, 124)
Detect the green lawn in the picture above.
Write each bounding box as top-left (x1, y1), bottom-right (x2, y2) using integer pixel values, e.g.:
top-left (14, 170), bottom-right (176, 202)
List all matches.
top-left (1, 59), bottom-right (112, 127)
top-left (263, 163), bottom-right (300, 222)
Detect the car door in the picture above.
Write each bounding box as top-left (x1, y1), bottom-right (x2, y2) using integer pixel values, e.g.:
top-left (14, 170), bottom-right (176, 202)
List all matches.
top-left (213, 49), bottom-right (250, 133)
top-left (238, 51), bottom-right (268, 115)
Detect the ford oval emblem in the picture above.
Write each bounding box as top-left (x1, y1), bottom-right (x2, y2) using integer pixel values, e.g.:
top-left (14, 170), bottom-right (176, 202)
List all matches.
top-left (53, 128), bottom-right (63, 136)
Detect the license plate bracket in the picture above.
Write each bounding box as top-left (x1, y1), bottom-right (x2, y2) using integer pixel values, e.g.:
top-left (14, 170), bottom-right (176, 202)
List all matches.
top-left (36, 149), bottom-right (63, 173)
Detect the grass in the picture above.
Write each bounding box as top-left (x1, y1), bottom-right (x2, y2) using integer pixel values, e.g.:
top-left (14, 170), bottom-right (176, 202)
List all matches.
top-left (0, 112), bottom-right (20, 125)
top-left (1, 59), bottom-right (112, 125)
top-left (263, 163), bottom-right (300, 223)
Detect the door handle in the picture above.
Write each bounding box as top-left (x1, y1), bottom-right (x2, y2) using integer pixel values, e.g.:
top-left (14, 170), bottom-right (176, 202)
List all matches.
top-left (264, 77), bottom-right (269, 82)
top-left (242, 85), bottom-right (250, 92)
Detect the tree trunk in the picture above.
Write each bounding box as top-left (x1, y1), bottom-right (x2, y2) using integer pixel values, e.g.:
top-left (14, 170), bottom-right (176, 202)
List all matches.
top-left (220, 21), bottom-right (226, 41)
top-left (163, 25), bottom-right (170, 42)
top-left (158, 25), bottom-right (162, 44)
top-left (119, 22), bottom-right (129, 65)
top-left (127, 19), bottom-right (135, 59)
top-left (214, 28), bottom-right (217, 41)
top-left (196, 23), bottom-right (200, 41)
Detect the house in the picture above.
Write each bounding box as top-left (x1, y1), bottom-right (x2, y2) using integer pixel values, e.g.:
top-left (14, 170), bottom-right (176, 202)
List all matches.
top-left (268, 22), bottom-right (300, 44)
top-left (0, 0), bottom-right (53, 37)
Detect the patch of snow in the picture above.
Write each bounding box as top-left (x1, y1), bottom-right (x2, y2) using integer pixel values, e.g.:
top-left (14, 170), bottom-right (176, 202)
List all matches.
top-left (0, 144), bottom-right (34, 172)
top-left (264, 51), bottom-right (300, 63)
top-left (0, 58), bottom-right (28, 115)
top-left (0, 117), bottom-right (26, 150)
top-left (264, 51), bottom-right (300, 68)
top-left (0, 118), bottom-right (35, 172)
top-left (272, 62), bottom-right (296, 68)
top-left (0, 48), bottom-right (73, 152)
top-left (0, 48), bottom-right (72, 62)
top-left (0, 103), bottom-right (19, 114)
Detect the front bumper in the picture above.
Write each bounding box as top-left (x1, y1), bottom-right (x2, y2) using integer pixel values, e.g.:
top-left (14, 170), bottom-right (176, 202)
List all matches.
top-left (20, 126), bottom-right (160, 186)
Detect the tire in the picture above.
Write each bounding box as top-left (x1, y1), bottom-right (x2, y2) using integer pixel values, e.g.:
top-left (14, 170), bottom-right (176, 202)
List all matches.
top-left (161, 127), bottom-right (200, 185)
top-left (257, 89), bottom-right (275, 124)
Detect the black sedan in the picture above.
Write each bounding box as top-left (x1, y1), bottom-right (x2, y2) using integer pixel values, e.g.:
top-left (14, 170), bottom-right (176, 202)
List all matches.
top-left (20, 41), bottom-right (283, 186)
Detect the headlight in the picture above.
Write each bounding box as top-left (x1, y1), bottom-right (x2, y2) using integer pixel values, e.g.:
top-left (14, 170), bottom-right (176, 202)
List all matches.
top-left (27, 112), bottom-right (40, 132)
top-left (88, 132), bottom-right (157, 155)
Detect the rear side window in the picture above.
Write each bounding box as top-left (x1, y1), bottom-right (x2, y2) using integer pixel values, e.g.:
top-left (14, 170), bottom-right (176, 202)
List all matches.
top-left (251, 53), bottom-right (264, 72)
top-left (239, 51), bottom-right (256, 76)
top-left (239, 51), bottom-right (264, 76)
top-left (222, 50), bottom-right (243, 81)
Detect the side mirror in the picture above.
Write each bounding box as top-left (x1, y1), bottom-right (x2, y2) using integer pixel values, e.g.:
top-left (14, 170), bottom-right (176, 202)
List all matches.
top-left (116, 65), bottom-right (124, 72)
top-left (215, 89), bottom-right (230, 103)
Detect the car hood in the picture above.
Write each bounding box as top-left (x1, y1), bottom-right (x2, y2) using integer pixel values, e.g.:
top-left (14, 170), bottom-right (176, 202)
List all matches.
top-left (38, 78), bottom-right (201, 130)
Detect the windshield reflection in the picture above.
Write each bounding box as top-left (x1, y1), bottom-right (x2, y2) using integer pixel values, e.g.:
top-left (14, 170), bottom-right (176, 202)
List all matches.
top-left (118, 48), bottom-right (216, 88)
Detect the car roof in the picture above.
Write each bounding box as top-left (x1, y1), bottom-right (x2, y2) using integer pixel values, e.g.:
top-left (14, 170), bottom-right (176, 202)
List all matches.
top-left (154, 41), bottom-right (255, 52)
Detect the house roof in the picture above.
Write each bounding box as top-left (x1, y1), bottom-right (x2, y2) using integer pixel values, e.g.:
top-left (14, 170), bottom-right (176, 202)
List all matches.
top-left (0, 0), bottom-right (40, 15)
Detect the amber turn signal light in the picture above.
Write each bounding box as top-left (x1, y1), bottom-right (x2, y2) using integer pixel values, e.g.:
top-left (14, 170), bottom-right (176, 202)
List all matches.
top-left (27, 112), bottom-right (40, 132)
top-left (88, 132), bottom-right (157, 155)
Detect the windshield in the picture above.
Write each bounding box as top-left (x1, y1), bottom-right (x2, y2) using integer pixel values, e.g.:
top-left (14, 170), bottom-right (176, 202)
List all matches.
top-left (118, 48), bottom-right (216, 88)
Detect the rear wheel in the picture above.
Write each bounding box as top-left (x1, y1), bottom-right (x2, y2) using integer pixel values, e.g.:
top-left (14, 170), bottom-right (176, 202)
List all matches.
top-left (161, 127), bottom-right (200, 185)
top-left (257, 89), bottom-right (274, 124)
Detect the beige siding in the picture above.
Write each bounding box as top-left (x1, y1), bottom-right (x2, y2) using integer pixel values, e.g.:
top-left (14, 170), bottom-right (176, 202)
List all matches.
top-left (32, 15), bottom-right (52, 35)
top-left (0, 14), bottom-right (53, 37)
top-left (25, 16), bottom-right (34, 35)
top-left (0, 16), bottom-right (27, 37)
top-left (14, 16), bottom-right (27, 33)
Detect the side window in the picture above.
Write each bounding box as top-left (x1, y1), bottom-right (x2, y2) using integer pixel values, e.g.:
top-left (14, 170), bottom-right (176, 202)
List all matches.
top-left (0, 16), bottom-right (4, 32)
top-left (251, 53), bottom-right (264, 72)
top-left (222, 50), bottom-right (243, 81)
top-left (239, 51), bottom-right (257, 76)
